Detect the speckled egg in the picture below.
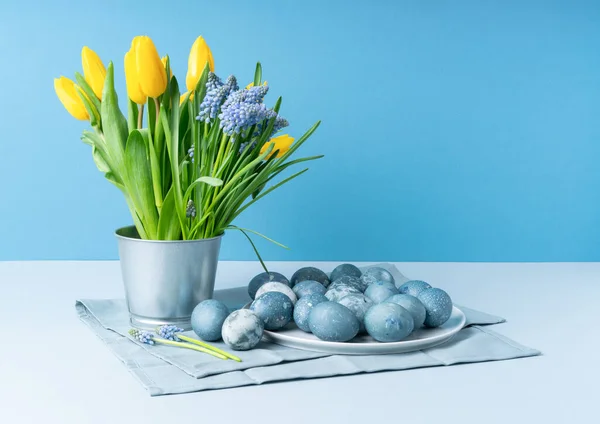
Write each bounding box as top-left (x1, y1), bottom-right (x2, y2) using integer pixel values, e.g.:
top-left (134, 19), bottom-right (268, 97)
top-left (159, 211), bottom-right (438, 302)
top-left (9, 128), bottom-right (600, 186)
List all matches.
top-left (364, 281), bottom-right (399, 303)
top-left (293, 293), bottom-right (328, 332)
top-left (398, 280), bottom-right (432, 297)
top-left (247, 271), bottom-right (291, 300)
top-left (325, 284), bottom-right (362, 302)
top-left (386, 294), bottom-right (427, 328)
top-left (221, 309), bottom-right (264, 351)
top-left (338, 294), bottom-right (373, 333)
top-left (292, 280), bottom-right (327, 298)
top-left (191, 299), bottom-right (230, 341)
top-left (361, 267), bottom-right (395, 286)
top-left (308, 302), bottom-right (360, 342)
top-left (330, 264), bottom-right (362, 283)
top-left (417, 288), bottom-right (453, 328)
top-left (291, 267), bottom-right (330, 288)
top-left (364, 302), bottom-right (414, 342)
top-left (255, 281), bottom-right (298, 305)
top-left (329, 275), bottom-right (367, 292)
top-left (250, 291), bottom-right (294, 331)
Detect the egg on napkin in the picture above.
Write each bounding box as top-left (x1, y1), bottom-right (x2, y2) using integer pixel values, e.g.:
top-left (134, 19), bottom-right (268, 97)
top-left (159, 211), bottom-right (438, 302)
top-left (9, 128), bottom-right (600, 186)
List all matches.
top-left (191, 299), bottom-right (230, 341)
top-left (222, 309), bottom-right (264, 351)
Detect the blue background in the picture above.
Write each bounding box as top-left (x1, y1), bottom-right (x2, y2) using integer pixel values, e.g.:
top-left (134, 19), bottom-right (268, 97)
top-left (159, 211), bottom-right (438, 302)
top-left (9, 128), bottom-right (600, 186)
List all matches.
top-left (1, 0), bottom-right (599, 261)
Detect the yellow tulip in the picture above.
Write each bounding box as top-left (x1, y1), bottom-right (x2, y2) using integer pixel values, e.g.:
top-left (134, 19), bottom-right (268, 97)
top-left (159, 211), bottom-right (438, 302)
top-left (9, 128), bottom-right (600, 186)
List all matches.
top-left (179, 91), bottom-right (195, 105)
top-left (133, 36), bottom-right (167, 98)
top-left (54, 76), bottom-right (89, 121)
top-left (81, 46), bottom-right (106, 99)
top-left (161, 56), bottom-right (173, 79)
top-left (186, 36), bottom-right (214, 91)
top-left (260, 134), bottom-right (294, 158)
top-left (246, 81), bottom-right (268, 89)
top-left (124, 44), bottom-right (147, 105)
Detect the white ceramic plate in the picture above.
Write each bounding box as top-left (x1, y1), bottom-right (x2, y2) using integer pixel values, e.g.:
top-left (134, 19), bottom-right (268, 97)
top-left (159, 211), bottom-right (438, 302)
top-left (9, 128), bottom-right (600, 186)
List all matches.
top-left (246, 304), bottom-right (466, 355)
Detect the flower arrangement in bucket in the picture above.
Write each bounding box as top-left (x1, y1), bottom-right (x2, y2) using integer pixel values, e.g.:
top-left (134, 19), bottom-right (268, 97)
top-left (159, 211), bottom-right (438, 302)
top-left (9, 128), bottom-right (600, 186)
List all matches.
top-left (54, 35), bottom-right (322, 329)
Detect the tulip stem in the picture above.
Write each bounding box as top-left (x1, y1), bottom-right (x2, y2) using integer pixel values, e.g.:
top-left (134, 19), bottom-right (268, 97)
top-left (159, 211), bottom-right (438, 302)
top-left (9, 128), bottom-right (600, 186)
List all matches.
top-left (137, 104), bottom-right (144, 129)
top-left (153, 97), bottom-right (160, 128)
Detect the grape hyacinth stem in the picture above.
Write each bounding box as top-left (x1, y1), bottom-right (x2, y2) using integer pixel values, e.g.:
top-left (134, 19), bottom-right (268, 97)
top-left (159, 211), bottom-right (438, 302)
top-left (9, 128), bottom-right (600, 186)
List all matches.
top-left (176, 334), bottom-right (242, 362)
top-left (155, 338), bottom-right (228, 359)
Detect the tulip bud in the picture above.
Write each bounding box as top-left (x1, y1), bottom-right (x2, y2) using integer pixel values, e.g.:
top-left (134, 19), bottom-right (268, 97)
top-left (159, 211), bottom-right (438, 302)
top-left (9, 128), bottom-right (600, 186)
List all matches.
top-left (179, 91), bottom-right (195, 105)
top-left (133, 36), bottom-right (167, 98)
top-left (161, 56), bottom-right (173, 79)
top-left (54, 76), bottom-right (90, 121)
top-left (260, 134), bottom-right (294, 158)
top-left (124, 40), bottom-right (147, 105)
top-left (81, 46), bottom-right (106, 99)
top-left (186, 36), bottom-right (214, 92)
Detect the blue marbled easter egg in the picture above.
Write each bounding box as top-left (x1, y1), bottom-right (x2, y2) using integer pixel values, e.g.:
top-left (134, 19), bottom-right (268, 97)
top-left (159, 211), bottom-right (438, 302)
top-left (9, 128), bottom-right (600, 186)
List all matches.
top-left (398, 280), bottom-right (432, 297)
top-left (330, 264), bottom-right (362, 283)
top-left (308, 302), bottom-right (360, 342)
top-left (293, 280), bottom-right (327, 299)
top-left (386, 294), bottom-right (427, 329)
top-left (248, 271), bottom-right (291, 300)
top-left (360, 267), bottom-right (395, 287)
top-left (255, 281), bottom-right (298, 305)
top-left (291, 267), bottom-right (331, 288)
top-left (364, 302), bottom-right (414, 342)
top-left (221, 309), bottom-right (264, 351)
top-left (293, 293), bottom-right (328, 332)
top-left (338, 294), bottom-right (373, 333)
top-left (250, 291), bottom-right (294, 331)
top-left (417, 288), bottom-right (453, 328)
top-left (364, 281), bottom-right (399, 303)
top-left (330, 275), bottom-right (367, 292)
top-left (325, 284), bottom-right (362, 302)
top-left (191, 299), bottom-right (230, 341)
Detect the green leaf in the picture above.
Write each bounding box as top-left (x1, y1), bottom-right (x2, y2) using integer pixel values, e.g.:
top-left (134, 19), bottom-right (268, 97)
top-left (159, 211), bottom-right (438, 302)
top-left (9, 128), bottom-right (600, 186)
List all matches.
top-left (253, 62), bottom-right (262, 87)
top-left (74, 72), bottom-right (101, 128)
top-left (183, 176), bottom-right (223, 204)
top-left (228, 225), bottom-right (288, 249)
top-left (127, 99), bottom-right (139, 133)
top-left (139, 129), bottom-right (163, 210)
top-left (92, 146), bottom-right (111, 173)
top-left (147, 97), bottom-right (157, 139)
top-left (100, 62), bottom-right (128, 175)
top-left (231, 168), bottom-right (309, 221)
top-left (157, 187), bottom-right (182, 240)
top-left (161, 77), bottom-right (187, 239)
top-left (125, 130), bottom-right (159, 239)
top-left (227, 226), bottom-right (269, 273)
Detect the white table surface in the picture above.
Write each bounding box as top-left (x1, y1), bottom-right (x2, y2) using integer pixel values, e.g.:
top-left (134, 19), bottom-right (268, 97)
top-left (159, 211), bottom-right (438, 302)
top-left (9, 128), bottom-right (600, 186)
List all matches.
top-left (0, 261), bottom-right (596, 424)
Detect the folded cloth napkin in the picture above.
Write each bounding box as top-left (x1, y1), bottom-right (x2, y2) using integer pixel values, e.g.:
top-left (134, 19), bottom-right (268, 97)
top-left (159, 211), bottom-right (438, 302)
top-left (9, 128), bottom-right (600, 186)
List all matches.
top-left (75, 264), bottom-right (541, 396)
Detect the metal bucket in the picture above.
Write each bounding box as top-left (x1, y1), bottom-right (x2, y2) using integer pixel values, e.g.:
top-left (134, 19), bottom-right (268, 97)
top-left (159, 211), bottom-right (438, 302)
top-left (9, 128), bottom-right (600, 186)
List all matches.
top-left (115, 226), bottom-right (223, 330)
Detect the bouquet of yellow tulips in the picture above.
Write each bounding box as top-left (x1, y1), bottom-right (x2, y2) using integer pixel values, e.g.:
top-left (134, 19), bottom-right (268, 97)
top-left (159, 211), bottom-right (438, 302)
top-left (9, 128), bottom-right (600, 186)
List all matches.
top-left (54, 35), bottom-right (321, 258)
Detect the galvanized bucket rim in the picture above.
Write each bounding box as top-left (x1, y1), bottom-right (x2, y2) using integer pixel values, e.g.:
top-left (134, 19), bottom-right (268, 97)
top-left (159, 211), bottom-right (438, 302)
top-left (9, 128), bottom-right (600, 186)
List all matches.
top-left (115, 225), bottom-right (224, 244)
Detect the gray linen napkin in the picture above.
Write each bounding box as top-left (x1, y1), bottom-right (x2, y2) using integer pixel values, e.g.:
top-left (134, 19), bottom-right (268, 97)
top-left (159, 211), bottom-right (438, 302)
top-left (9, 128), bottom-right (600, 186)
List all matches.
top-left (75, 264), bottom-right (541, 396)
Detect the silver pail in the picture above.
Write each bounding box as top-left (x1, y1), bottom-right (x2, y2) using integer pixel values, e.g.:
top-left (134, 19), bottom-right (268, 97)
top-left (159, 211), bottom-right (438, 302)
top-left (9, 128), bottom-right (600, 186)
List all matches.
top-left (115, 226), bottom-right (223, 330)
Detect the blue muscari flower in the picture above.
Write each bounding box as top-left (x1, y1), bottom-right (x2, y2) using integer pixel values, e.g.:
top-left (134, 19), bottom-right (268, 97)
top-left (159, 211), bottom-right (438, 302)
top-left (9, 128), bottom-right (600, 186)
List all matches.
top-left (254, 111), bottom-right (289, 137)
top-left (157, 325), bottom-right (184, 341)
top-left (197, 74), bottom-right (239, 123)
top-left (186, 200), bottom-right (196, 218)
top-left (219, 85), bottom-right (273, 136)
top-left (128, 329), bottom-right (155, 345)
